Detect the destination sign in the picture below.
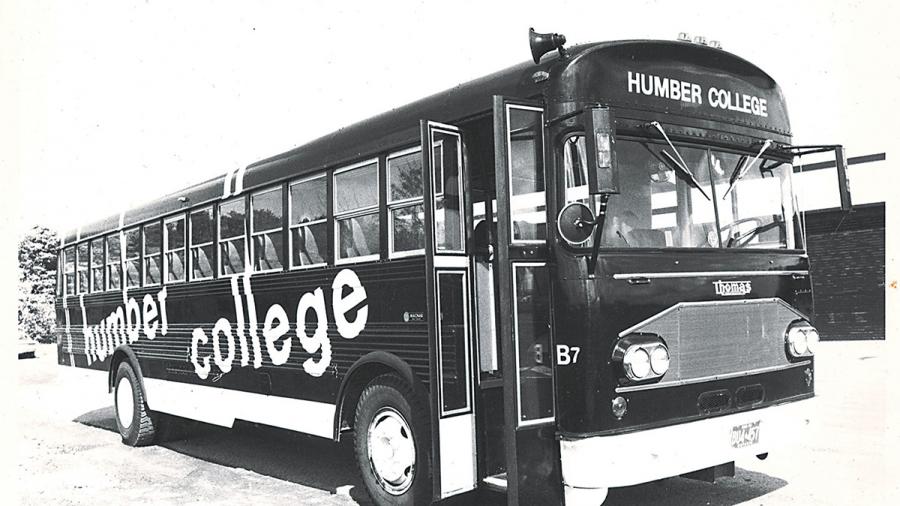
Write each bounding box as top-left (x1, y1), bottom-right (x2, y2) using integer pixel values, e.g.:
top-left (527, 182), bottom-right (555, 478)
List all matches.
top-left (627, 71), bottom-right (769, 118)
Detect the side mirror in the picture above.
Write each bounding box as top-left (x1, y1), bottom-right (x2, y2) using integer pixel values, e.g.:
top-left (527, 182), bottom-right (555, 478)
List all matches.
top-left (584, 105), bottom-right (619, 195)
top-left (835, 146), bottom-right (853, 212)
top-left (557, 202), bottom-right (597, 245)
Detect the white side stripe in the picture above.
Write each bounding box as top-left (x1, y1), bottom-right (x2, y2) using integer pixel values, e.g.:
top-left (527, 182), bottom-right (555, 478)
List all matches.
top-left (79, 294), bottom-right (92, 366)
top-left (230, 276), bottom-right (250, 367)
top-left (223, 168), bottom-right (234, 198)
top-left (234, 165), bottom-right (247, 195)
top-left (142, 378), bottom-right (335, 439)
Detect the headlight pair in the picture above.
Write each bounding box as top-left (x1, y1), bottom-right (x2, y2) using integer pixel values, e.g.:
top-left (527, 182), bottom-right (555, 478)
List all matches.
top-left (785, 321), bottom-right (819, 358)
top-left (613, 334), bottom-right (669, 383)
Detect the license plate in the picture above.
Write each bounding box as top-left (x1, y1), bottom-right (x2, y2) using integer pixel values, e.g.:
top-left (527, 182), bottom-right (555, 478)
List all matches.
top-left (730, 421), bottom-right (761, 448)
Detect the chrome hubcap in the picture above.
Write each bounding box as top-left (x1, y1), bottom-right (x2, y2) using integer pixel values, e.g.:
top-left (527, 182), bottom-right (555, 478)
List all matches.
top-left (367, 407), bottom-right (416, 495)
top-left (116, 376), bottom-right (135, 430)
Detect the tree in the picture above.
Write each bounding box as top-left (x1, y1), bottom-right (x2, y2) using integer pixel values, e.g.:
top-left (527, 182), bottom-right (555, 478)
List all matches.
top-left (18, 226), bottom-right (59, 343)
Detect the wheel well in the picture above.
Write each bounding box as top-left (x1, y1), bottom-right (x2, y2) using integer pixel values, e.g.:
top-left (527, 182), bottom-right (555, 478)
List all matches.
top-left (337, 363), bottom-right (395, 440)
top-left (335, 356), bottom-right (424, 442)
top-left (107, 347), bottom-right (143, 395)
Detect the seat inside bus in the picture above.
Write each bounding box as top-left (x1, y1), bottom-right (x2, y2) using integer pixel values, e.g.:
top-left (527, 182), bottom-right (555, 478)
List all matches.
top-left (192, 247), bottom-right (213, 278)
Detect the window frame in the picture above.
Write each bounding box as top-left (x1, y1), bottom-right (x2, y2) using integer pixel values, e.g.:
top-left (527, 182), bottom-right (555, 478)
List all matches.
top-left (333, 158), bottom-right (381, 265)
top-left (142, 220), bottom-right (163, 287)
top-left (106, 233), bottom-right (123, 291)
top-left (90, 237), bottom-right (105, 293)
top-left (123, 226), bottom-right (142, 289)
top-left (218, 195), bottom-right (249, 277)
top-left (288, 173), bottom-right (329, 270)
top-left (164, 214), bottom-right (187, 284)
top-left (386, 146), bottom-right (426, 259)
top-left (249, 185), bottom-right (286, 274)
top-left (506, 104), bottom-right (547, 245)
top-left (189, 205), bottom-right (216, 282)
top-left (76, 242), bottom-right (90, 294)
top-left (63, 246), bottom-right (76, 296)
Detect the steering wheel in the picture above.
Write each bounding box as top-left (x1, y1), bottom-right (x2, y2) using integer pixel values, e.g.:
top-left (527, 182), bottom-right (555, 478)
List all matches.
top-left (719, 217), bottom-right (762, 248)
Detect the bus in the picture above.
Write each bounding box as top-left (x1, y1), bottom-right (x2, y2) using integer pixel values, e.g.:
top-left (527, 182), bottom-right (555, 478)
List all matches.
top-left (56, 29), bottom-right (852, 505)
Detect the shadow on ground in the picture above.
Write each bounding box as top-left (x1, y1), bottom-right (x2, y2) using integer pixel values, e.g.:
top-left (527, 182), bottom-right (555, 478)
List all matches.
top-left (75, 407), bottom-right (786, 505)
top-left (75, 406), bottom-right (372, 504)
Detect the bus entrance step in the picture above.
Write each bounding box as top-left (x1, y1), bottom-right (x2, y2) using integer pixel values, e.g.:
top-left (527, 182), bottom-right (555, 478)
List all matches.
top-left (482, 473), bottom-right (508, 492)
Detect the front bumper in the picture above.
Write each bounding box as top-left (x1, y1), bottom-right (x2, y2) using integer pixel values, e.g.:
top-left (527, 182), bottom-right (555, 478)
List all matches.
top-left (560, 398), bottom-right (814, 492)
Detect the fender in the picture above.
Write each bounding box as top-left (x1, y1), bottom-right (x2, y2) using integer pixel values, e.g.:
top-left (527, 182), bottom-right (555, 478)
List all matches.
top-left (333, 351), bottom-right (426, 440)
top-left (108, 345), bottom-right (147, 402)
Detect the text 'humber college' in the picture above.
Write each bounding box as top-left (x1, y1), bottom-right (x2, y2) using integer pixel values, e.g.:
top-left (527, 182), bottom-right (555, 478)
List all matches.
top-left (80, 268), bottom-right (369, 380)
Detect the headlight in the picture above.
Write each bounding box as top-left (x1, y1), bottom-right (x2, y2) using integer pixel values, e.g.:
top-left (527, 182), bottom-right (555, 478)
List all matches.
top-left (613, 334), bottom-right (669, 383)
top-left (623, 347), bottom-right (651, 379)
top-left (805, 328), bottom-right (819, 354)
top-left (785, 321), bottom-right (817, 358)
top-left (649, 345), bottom-right (670, 375)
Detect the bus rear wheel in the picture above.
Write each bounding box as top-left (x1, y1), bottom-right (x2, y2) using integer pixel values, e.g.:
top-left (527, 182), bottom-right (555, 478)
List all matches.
top-left (114, 361), bottom-right (158, 447)
top-left (354, 374), bottom-right (431, 505)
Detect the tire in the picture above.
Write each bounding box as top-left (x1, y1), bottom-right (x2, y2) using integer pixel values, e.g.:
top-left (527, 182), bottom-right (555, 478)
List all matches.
top-left (114, 361), bottom-right (158, 446)
top-left (354, 374), bottom-right (432, 506)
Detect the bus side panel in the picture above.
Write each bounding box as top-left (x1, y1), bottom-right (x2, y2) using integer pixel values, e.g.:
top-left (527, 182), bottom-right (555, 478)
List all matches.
top-left (56, 257), bottom-right (430, 438)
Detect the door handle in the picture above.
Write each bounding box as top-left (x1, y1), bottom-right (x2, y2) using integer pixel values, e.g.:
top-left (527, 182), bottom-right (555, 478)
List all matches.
top-left (627, 277), bottom-right (651, 285)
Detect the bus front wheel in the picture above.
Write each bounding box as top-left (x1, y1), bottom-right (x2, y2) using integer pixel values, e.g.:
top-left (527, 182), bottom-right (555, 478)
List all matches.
top-left (354, 374), bottom-right (432, 505)
top-left (114, 361), bottom-right (159, 446)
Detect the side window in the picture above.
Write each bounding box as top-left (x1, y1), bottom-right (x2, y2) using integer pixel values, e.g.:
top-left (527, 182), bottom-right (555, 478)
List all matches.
top-left (106, 234), bottom-right (122, 290)
top-left (251, 187), bottom-right (285, 272)
top-left (290, 176), bottom-right (327, 268)
top-left (387, 148), bottom-right (425, 256)
top-left (76, 243), bottom-right (89, 294)
top-left (143, 222), bottom-right (162, 286)
top-left (334, 161), bottom-right (380, 262)
top-left (219, 197), bottom-right (247, 275)
top-left (90, 238), bottom-right (104, 292)
top-left (190, 207), bottom-right (215, 281)
top-left (165, 216), bottom-right (186, 283)
top-left (64, 246), bottom-right (75, 295)
top-left (124, 228), bottom-right (141, 288)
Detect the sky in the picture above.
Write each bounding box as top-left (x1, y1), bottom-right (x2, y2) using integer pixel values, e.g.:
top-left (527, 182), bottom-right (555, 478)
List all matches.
top-left (2, 0), bottom-right (898, 238)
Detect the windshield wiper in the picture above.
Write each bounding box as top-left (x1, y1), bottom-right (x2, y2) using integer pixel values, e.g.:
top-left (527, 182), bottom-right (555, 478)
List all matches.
top-left (722, 139), bottom-right (773, 199)
top-left (649, 121), bottom-right (710, 201)
top-left (725, 219), bottom-right (781, 248)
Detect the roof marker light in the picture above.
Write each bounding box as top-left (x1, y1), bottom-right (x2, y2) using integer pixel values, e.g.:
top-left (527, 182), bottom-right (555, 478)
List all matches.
top-left (693, 35), bottom-right (708, 45)
top-left (709, 40), bottom-right (722, 49)
top-left (678, 32), bottom-right (691, 42)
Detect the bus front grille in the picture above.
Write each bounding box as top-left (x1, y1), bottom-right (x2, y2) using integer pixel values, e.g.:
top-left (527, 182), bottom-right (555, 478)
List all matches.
top-left (618, 298), bottom-right (808, 391)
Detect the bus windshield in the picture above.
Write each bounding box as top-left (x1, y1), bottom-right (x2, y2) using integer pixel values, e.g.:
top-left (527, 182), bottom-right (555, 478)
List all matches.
top-left (563, 136), bottom-right (799, 249)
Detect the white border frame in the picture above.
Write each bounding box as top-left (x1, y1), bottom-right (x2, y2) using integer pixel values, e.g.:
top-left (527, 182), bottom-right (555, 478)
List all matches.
top-left (436, 269), bottom-right (473, 417)
top-left (288, 173), bottom-right (329, 270)
top-left (333, 158), bottom-right (381, 265)
top-left (512, 261), bottom-right (556, 427)
top-left (188, 206), bottom-right (215, 281)
top-left (249, 185), bottom-right (286, 274)
top-left (505, 104), bottom-right (547, 245)
top-left (163, 214), bottom-right (187, 284)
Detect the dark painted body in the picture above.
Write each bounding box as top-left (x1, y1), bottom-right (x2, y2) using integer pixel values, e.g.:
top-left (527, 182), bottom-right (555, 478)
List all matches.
top-left (57, 38), bottom-right (816, 502)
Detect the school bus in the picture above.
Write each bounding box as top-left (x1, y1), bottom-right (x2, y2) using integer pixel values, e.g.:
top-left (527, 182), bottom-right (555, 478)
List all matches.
top-left (57, 29), bottom-right (851, 505)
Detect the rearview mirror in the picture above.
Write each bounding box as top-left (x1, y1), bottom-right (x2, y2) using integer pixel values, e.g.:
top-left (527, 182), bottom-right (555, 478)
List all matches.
top-left (584, 105), bottom-right (619, 195)
top-left (835, 146), bottom-right (853, 212)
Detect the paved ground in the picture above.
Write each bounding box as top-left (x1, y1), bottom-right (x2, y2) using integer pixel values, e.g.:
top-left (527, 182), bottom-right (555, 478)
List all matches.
top-left (12, 341), bottom-right (898, 505)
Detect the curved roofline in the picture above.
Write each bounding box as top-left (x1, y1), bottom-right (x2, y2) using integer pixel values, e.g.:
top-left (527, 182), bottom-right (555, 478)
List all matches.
top-left (63, 39), bottom-right (787, 245)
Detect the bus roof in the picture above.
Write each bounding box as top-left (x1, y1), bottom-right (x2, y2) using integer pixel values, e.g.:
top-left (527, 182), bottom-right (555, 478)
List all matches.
top-left (63, 39), bottom-right (788, 245)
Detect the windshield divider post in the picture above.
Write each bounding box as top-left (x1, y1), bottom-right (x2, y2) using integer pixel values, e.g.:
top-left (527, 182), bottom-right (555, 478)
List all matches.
top-left (587, 194), bottom-right (610, 275)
